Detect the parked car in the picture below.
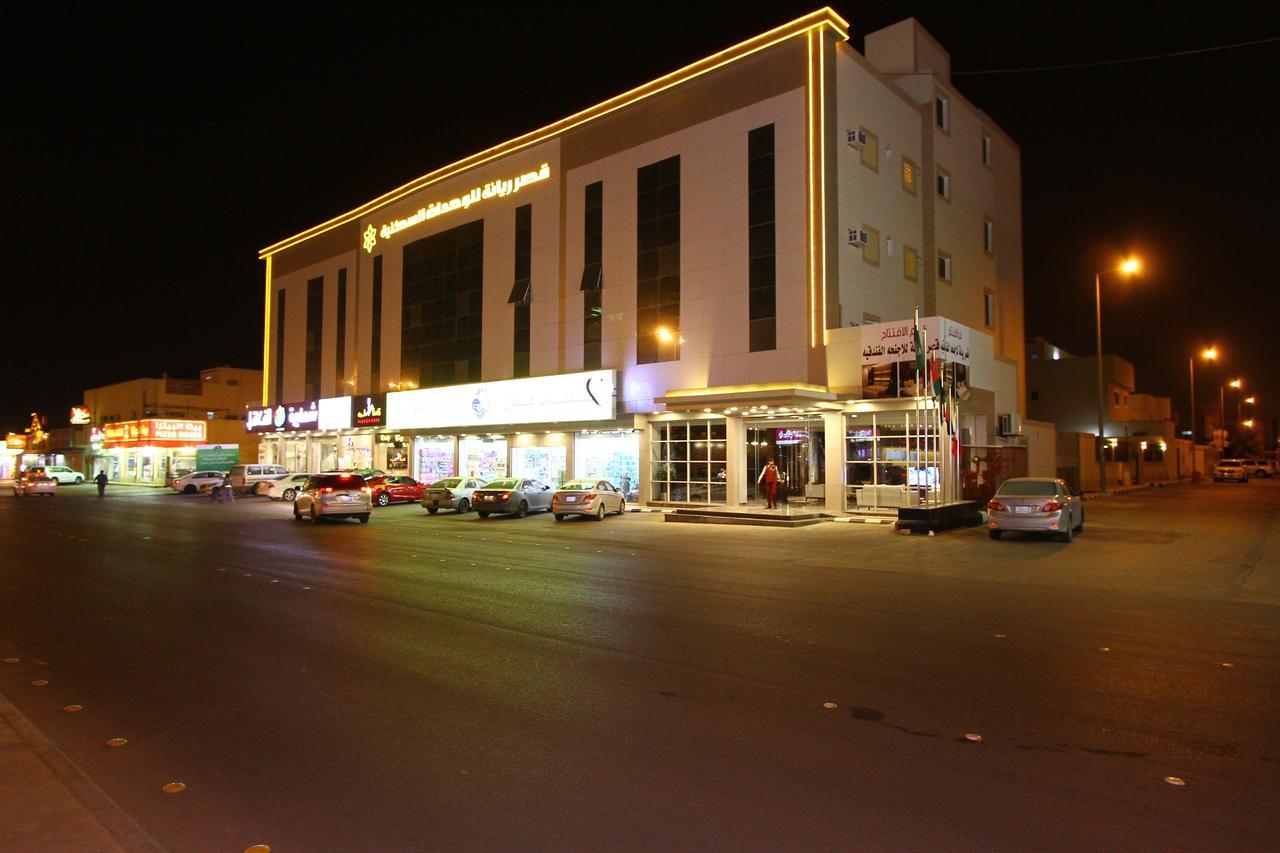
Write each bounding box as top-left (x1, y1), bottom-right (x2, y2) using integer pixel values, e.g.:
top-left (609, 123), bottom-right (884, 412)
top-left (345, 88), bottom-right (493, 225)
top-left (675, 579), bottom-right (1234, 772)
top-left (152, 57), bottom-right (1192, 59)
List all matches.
top-left (470, 478), bottom-right (554, 518)
top-left (420, 477), bottom-right (488, 514)
top-left (987, 477), bottom-right (1083, 543)
top-left (261, 473), bottom-right (314, 502)
top-left (29, 466), bottom-right (84, 485)
top-left (171, 471), bottom-right (229, 494)
top-left (228, 464), bottom-right (290, 495)
top-left (552, 479), bottom-right (627, 521)
top-left (1213, 460), bottom-right (1249, 482)
top-left (293, 473), bottom-right (371, 523)
top-left (366, 475), bottom-right (425, 507)
top-left (1240, 459), bottom-right (1271, 479)
top-left (13, 474), bottom-right (57, 497)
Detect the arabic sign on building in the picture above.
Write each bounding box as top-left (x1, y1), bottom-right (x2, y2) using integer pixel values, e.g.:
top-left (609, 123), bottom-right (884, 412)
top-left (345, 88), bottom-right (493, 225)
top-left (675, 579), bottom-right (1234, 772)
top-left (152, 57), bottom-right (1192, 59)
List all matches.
top-left (352, 394), bottom-right (387, 428)
top-left (195, 445), bottom-right (240, 471)
top-left (859, 317), bottom-right (971, 399)
top-left (102, 419), bottom-right (208, 447)
top-left (245, 401), bottom-right (320, 433)
top-left (387, 371), bottom-right (616, 431)
top-left (775, 429), bottom-right (809, 446)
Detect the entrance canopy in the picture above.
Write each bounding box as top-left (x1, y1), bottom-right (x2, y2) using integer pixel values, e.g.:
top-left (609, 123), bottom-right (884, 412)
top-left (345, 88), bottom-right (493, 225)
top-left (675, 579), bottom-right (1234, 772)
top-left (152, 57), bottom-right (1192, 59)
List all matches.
top-left (655, 383), bottom-right (836, 413)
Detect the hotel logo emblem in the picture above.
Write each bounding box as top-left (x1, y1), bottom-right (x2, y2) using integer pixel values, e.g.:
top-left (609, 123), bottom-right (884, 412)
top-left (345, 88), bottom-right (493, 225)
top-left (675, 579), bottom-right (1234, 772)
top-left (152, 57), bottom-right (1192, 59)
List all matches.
top-left (362, 224), bottom-right (377, 254)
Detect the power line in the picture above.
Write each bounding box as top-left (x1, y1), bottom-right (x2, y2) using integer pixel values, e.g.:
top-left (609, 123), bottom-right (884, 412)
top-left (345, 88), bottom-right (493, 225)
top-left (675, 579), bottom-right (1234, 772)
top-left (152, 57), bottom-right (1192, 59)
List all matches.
top-left (952, 35), bottom-right (1280, 76)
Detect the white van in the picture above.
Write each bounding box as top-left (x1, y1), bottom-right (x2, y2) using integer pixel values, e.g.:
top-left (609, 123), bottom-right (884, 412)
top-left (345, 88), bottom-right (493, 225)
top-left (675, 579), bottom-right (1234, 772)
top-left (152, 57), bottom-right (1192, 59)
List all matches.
top-left (228, 464), bottom-right (289, 494)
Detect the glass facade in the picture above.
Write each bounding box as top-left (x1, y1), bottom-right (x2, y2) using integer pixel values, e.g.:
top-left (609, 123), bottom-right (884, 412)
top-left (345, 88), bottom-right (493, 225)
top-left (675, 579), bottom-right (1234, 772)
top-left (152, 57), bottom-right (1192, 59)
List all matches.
top-left (460, 436), bottom-right (507, 480)
top-left (574, 431), bottom-right (639, 500)
top-left (845, 411), bottom-right (939, 510)
top-left (636, 156), bottom-right (680, 364)
top-left (651, 419), bottom-right (726, 504)
top-left (747, 124), bottom-right (776, 352)
top-left (511, 204), bottom-right (532, 378)
top-left (401, 220), bottom-right (484, 388)
top-left (371, 255), bottom-right (383, 392)
top-left (581, 181), bottom-right (604, 370)
top-left (305, 275), bottom-right (324, 401)
top-left (414, 437), bottom-right (456, 484)
top-left (511, 445), bottom-right (567, 486)
top-left (335, 268), bottom-right (347, 396)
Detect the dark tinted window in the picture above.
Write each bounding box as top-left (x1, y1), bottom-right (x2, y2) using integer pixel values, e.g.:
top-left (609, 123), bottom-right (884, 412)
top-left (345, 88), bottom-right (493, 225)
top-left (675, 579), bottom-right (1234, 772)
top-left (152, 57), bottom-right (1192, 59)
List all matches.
top-left (306, 474), bottom-right (365, 490)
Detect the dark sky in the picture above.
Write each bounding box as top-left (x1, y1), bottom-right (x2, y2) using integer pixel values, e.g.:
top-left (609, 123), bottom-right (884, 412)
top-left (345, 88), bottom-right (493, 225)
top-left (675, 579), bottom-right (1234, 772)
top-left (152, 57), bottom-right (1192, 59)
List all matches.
top-left (5, 4), bottom-right (1279, 441)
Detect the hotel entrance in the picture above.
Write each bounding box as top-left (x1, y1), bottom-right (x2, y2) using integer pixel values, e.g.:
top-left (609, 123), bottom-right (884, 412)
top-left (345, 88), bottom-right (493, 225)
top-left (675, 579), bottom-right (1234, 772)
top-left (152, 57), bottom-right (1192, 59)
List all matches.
top-left (746, 416), bottom-right (825, 507)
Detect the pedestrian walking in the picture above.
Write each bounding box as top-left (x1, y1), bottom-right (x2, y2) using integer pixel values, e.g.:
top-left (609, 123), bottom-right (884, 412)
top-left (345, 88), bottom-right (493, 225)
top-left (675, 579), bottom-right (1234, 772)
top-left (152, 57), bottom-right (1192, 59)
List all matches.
top-left (94, 470), bottom-right (108, 498)
top-left (757, 459), bottom-right (781, 509)
top-left (213, 473), bottom-right (235, 503)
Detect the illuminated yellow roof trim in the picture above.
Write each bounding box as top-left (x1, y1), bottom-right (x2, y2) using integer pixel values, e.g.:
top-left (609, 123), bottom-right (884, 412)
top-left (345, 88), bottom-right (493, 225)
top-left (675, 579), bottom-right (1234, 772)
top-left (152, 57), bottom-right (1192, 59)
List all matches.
top-left (662, 383), bottom-right (832, 398)
top-left (259, 7), bottom-right (849, 259)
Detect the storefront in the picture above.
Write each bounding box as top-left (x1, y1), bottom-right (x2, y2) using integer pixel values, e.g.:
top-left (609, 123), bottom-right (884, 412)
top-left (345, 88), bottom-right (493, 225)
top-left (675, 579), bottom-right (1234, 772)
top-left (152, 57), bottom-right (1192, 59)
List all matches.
top-left (2, 434), bottom-right (25, 480)
top-left (100, 419), bottom-right (208, 486)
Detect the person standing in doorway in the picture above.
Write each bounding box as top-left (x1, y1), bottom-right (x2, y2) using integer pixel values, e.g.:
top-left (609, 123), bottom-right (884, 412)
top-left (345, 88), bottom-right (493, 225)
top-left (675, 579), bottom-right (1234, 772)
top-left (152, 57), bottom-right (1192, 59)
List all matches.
top-left (94, 470), bottom-right (108, 498)
top-left (758, 459), bottom-right (780, 509)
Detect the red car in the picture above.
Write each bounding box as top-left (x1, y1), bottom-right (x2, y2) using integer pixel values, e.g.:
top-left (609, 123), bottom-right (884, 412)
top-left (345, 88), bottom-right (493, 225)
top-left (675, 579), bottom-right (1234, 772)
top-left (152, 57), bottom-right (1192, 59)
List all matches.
top-left (366, 475), bottom-right (425, 507)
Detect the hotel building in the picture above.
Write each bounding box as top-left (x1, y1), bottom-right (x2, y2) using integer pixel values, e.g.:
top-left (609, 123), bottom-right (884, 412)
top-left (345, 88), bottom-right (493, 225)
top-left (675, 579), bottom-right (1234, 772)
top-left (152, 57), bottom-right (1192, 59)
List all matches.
top-left (255, 9), bottom-right (1026, 512)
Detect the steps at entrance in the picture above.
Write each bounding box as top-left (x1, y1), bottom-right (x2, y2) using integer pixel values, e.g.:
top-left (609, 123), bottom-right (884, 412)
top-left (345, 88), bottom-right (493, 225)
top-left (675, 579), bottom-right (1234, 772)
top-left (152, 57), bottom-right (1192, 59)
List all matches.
top-left (664, 508), bottom-right (829, 528)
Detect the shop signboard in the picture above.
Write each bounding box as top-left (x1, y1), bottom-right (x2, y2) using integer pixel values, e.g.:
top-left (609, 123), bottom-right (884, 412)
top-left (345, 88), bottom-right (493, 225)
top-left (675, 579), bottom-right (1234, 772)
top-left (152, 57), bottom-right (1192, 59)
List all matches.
top-left (195, 444), bottom-right (239, 471)
top-left (70, 406), bottom-right (92, 425)
top-left (102, 419), bottom-right (207, 448)
top-left (775, 429), bottom-right (808, 445)
top-left (352, 394), bottom-right (387, 428)
top-left (387, 370), bottom-right (616, 431)
top-left (6, 433), bottom-right (26, 450)
top-left (859, 317), bottom-right (971, 399)
top-left (245, 401), bottom-right (320, 433)
top-left (319, 397), bottom-right (352, 430)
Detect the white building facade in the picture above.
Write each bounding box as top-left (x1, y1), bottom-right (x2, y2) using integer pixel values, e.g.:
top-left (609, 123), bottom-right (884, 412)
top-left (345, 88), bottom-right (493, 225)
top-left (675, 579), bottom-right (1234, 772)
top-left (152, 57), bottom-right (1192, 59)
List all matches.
top-left (256, 9), bottom-right (1026, 513)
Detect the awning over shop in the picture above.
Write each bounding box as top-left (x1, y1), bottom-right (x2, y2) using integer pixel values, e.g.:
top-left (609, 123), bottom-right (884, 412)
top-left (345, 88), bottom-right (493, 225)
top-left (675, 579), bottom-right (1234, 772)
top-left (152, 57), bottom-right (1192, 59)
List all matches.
top-left (655, 383), bottom-right (836, 412)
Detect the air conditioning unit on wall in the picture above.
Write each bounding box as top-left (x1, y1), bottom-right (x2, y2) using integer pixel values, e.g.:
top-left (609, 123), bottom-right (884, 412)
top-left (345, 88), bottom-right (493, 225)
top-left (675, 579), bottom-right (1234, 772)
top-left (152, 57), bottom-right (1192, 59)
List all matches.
top-left (846, 128), bottom-right (868, 149)
top-left (996, 413), bottom-right (1021, 437)
top-left (847, 228), bottom-right (869, 248)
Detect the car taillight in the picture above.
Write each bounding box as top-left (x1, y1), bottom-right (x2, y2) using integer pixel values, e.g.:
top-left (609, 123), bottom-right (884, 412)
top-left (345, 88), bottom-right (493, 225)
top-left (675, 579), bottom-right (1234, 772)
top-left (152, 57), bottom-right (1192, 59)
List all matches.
top-left (552, 493), bottom-right (562, 501)
top-left (987, 500), bottom-right (1006, 512)
top-left (584, 492), bottom-right (598, 501)
top-left (322, 487), bottom-right (333, 493)
top-left (443, 489), bottom-right (454, 499)
top-left (361, 487), bottom-right (371, 494)
top-left (1042, 501), bottom-right (1063, 512)
top-left (499, 492), bottom-right (512, 500)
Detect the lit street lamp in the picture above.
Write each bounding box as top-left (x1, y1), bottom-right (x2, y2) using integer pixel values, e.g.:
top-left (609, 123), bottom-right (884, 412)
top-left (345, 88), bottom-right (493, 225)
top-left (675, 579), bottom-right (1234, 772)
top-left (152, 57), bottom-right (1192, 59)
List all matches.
top-left (1095, 257), bottom-right (1140, 493)
top-left (1188, 346), bottom-right (1217, 478)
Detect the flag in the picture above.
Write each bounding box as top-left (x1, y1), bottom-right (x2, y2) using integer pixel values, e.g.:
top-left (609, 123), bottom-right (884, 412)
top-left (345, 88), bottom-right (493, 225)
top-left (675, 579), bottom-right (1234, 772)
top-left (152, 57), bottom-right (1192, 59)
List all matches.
top-left (913, 320), bottom-right (926, 375)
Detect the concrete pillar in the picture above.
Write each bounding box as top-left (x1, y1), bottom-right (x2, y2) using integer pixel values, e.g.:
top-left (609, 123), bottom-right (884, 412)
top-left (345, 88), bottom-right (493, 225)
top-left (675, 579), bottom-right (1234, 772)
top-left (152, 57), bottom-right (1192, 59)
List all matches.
top-left (822, 410), bottom-right (845, 514)
top-left (637, 414), bottom-right (652, 505)
top-left (726, 415), bottom-right (747, 506)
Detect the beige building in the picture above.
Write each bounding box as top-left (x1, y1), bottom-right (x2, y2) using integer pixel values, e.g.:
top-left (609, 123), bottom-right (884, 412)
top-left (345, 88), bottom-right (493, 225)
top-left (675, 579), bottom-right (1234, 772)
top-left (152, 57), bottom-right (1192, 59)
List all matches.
top-left (256, 10), bottom-right (1026, 513)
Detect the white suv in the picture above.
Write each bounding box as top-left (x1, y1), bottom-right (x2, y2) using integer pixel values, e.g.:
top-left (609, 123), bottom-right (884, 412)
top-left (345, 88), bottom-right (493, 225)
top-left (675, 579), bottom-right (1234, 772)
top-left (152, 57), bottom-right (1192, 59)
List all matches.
top-left (34, 466), bottom-right (84, 485)
top-left (228, 464), bottom-right (289, 494)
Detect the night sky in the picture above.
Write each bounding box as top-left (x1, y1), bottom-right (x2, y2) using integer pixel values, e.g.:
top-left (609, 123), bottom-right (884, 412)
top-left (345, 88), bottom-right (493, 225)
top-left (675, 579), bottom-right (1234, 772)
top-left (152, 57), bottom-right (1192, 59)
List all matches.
top-left (6, 5), bottom-right (1278, 442)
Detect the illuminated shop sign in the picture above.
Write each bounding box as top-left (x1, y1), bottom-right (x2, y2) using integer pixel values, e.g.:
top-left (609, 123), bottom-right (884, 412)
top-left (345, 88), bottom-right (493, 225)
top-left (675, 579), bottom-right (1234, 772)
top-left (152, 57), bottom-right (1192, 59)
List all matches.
top-left (775, 429), bottom-right (809, 445)
top-left (102, 419), bottom-right (207, 447)
top-left (319, 397), bottom-right (352, 430)
top-left (5, 433), bottom-right (25, 450)
top-left (387, 370), bottom-right (616, 431)
top-left (352, 394), bottom-right (387, 428)
top-left (70, 406), bottom-right (92, 425)
top-left (245, 401), bottom-right (320, 433)
top-left (363, 163), bottom-right (552, 253)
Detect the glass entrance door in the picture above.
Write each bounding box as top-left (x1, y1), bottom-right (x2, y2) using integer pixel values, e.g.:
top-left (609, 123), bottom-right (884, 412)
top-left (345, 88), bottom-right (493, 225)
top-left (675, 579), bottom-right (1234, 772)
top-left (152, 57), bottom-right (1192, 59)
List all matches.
top-left (746, 418), bottom-right (825, 506)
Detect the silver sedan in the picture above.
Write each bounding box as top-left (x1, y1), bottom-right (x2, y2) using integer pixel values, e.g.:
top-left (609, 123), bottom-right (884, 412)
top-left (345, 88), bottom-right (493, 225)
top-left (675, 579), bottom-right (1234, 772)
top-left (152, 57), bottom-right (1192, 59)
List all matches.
top-left (471, 478), bottom-right (554, 518)
top-left (420, 477), bottom-right (489, 514)
top-left (552, 479), bottom-right (626, 521)
top-left (987, 477), bottom-right (1083, 543)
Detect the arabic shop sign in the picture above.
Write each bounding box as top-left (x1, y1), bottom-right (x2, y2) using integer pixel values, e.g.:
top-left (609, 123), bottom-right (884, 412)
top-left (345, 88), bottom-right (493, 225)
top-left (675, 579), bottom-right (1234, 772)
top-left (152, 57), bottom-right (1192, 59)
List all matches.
top-left (245, 401), bottom-right (320, 433)
top-left (858, 317), bottom-right (972, 401)
top-left (352, 394), bottom-right (387, 428)
top-left (363, 163), bottom-right (552, 253)
top-left (195, 444), bottom-right (240, 471)
top-left (775, 429), bottom-right (808, 446)
top-left (386, 371), bottom-right (616, 431)
top-left (102, 419), bottom-right (207, 447)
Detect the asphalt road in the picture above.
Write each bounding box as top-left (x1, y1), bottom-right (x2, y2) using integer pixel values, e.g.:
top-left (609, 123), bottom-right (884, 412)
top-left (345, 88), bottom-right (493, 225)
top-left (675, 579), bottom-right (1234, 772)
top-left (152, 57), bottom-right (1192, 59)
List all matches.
top-left (1, 479), bottom-right (1277, 851)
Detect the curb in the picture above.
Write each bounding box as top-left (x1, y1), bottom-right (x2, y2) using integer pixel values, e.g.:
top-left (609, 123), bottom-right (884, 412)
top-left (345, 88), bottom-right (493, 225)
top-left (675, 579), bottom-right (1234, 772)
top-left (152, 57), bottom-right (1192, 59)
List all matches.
top-left (1081, 481), bottom-right (1183, 502)
top-left (0, 694), bottom-right (160, 852)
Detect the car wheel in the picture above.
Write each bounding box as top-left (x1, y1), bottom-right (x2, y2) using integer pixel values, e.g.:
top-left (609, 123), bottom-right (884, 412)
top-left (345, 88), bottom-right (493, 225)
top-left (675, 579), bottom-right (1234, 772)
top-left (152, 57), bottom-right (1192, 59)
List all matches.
top-left (293, 502), bottom-right (302, 521)
top-left (458, 498), bottom-right (471, 514)
top-left (617, 500), bottom-right (626, 515)
top-left (989, 529), bottom-right (1002, 540)
top-left (1059, 523), bottom-right (1073, 544)
top-left (427, 507), bottom-right (439, 515)
top-left (74, 477), bottom-right (83, 485)
top-left (359, 514), bottom-right (370, 524)
top-left (184, 485), bottom-right (197, 494)
top-left (310, 505), bottom-right (318, 523)
top-left (283, 488), bottom-right (296, 502)
top-left (477, 512), bottom-right (490, 519)
top-left (376, 492), bottom-right (391, 507)
top-left (596, 503), bottom-right (606, 520)
top-left (516, 501), bottom-right (529, 518)
top-left (554, 514), bottom-right (564, 521)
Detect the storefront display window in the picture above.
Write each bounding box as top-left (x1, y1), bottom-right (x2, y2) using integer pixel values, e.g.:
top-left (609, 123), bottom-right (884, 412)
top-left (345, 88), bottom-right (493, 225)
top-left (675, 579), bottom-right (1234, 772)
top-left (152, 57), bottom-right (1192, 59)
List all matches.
top-left (341, 435), bottom-right (374, 471)
top-left (651, 419), bottom-right (726, 504)
top-left (575, 431), bottom-right (640, 500)
top-left (845, 412), bottom-right (939, 511)
top-left (511, 445), bottom-right (566, 487)
top-left (317, 441), bottom-right (339, 472)
top-left (460, 436), bottom-right (507, 480)
top-left (414, 437), bottom-right (455, 484)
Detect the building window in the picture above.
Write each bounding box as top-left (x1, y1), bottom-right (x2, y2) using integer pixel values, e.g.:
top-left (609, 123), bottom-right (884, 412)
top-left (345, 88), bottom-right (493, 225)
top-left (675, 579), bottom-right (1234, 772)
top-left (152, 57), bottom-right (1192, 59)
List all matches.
top-left (304, 276), bottom-right (323, 401)
top-left (936, 167), bottom-right (951, 201)
top-left (401, 220), bottom-right (484, 388)
top-left (651, 419), bottom-right (727, 504)
top-left (984, 289), bottom-right (995, 328)
top-left (274, 290), bottom-right (286, 405)
top-left (859, 127), bottom-right (879, 172)
top-left (748, 124), bottom-right (776, 352)
top-left (937, 251), bottom-right (952, 282)
top-left (862, 224), bottom-right (880, 267)
top-left (335, 267), bottom-right (347, 396)
top-left (983, 217), bottom-right (995, 254)
top-left (370, 255), bottom-right (383, 392)
top-left (510, 204), bottom-right (532, 378)
top-left (582, 181), bottom-right (604, 370)
top-left (982, 132), bottom-right (993, 168)
top-left (636, 155), bottom-right (680, 365)
top-left (1113, 391), bottom-right (1121, 406)
top-left (904, 246), bottom-right (920, 282)
top-left (901, 156), bottom-right (917, 195)
top-left (935, 92), bottom-right (950, 132)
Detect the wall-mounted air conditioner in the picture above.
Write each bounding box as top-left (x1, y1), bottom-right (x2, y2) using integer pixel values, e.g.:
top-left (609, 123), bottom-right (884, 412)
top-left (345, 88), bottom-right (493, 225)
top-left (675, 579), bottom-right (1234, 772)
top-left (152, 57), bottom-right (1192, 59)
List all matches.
top-left (846, 129), bottom-right (868, 149)
top-left (997, 413), bottom-right (1021, 437)
top-left (847, 228), bottom-right (869, 248)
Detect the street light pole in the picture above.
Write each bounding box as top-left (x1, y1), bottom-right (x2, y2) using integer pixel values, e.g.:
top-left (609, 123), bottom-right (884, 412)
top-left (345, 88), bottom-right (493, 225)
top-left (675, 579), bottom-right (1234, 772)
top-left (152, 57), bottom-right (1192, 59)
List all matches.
top-left (1095, 272), bottom-right (1107, 493)
top-left (1188, 356), bottom-right (1196, 475)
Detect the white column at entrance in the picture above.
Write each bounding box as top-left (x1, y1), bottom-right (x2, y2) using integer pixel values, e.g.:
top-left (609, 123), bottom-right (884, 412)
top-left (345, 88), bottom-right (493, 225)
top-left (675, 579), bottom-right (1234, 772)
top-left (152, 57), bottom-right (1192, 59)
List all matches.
top-left (725, 414), bottom-right (747, 506)
top-left (822, 411), bottom-right (845, 514)
top-left (636, 414), bottom-right (652, 505)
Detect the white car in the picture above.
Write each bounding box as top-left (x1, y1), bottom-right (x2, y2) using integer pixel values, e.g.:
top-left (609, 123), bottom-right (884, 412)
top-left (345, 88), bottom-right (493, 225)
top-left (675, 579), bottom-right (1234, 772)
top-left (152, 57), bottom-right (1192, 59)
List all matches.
top-left (171, 471), bottom-right (228, 494)
top-left (261, 473), bottom-right (314, 502)
top-left (228, 463), bottom-right (290, 495)
top-left (33, 466), bottom-right (84, 485)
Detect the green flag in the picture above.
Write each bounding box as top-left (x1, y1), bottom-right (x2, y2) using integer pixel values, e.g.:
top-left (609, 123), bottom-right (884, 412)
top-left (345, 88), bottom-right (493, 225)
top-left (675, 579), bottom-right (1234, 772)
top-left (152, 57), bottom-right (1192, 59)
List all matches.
top-left (913, 324), bottom-right (925, 373)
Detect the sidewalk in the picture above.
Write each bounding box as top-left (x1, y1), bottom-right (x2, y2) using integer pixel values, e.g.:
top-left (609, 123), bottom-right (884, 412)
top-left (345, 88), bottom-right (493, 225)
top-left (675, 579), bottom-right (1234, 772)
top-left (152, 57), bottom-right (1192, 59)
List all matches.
top-left (1081, 479), bottom-right (1186, 501)
top-left (0, 695), bottom-right (157, 852)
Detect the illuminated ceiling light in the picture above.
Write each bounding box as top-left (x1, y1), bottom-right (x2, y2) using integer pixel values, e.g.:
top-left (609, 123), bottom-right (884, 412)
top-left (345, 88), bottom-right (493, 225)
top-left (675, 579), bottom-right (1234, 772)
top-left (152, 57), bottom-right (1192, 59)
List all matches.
top-left (656, 327), bottom-right (675, 343)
